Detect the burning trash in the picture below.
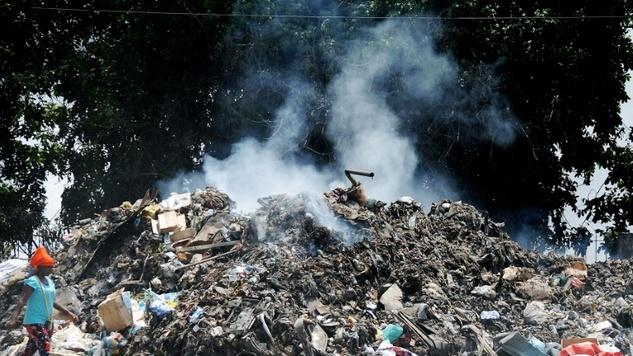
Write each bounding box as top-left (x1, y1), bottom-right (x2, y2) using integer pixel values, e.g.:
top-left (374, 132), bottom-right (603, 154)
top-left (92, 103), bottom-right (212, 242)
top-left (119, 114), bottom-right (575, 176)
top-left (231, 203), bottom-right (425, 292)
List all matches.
top-left (1, 186), bottom-right (632, 355)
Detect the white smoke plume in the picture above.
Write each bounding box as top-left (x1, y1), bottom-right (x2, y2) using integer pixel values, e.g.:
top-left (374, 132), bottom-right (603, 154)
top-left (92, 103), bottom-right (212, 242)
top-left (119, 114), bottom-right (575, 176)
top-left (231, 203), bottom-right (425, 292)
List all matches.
top-left (159, 18), bottom-right (516, 214)
top-left (328, 21), bottom-right (456, 201)
top-left (159, 79), bottom-right (336, 213)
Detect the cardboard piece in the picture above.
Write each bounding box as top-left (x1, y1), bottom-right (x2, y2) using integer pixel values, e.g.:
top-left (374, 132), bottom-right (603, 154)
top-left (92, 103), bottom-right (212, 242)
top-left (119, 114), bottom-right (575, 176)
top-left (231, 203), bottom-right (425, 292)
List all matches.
top-left (561, 337), bottom-right (598, 348)
top-left (156, 211), bottom-right (186, 233)
top-left (151, 219), bottom-right (160, 234)
top-left (170, 228), bottom-right (196, 243)
top-left (188, 220), bottom-right (222, 246)
top-left (380, 284), bottom-right (404, 311)
top-left (97, 289), bottom-right (133, 331)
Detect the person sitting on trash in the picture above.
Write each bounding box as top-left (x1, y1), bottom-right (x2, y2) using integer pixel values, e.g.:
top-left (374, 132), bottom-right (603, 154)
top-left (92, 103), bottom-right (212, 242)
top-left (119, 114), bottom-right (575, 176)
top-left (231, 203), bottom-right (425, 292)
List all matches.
top-left (9, 246), bottom-right (79, 356)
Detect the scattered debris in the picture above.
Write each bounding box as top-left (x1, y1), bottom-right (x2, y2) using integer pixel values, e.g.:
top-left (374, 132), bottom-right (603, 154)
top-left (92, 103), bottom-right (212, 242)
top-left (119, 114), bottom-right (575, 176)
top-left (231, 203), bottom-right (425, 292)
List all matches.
top-left (311, 323), bottom-right (328, 353)
top-left (523, 301), bottom-right (550, 325)
top-left (497, 332), bottom-right (547, 356)
top-left (471, 285), bottom-right (497, 299)
top-left (480, 310), bottom-right (500, 320)
top-left (502, 266), bottom-right (534, 282)
top-left (0, 186), bottom-right (632, 355)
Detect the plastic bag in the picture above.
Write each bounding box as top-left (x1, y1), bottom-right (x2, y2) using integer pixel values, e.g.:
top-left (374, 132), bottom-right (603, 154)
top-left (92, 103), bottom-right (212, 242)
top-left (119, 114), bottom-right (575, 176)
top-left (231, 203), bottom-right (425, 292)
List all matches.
top-left (147, 290), bottom-right (180, 318)
top-left (381, 324), bottom-right (404, 343)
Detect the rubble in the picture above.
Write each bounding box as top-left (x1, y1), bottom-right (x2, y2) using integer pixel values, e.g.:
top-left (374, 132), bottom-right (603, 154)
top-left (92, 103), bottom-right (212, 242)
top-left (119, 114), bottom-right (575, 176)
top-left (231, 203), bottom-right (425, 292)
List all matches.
top-left (0, 187), bottom-right (632, 355)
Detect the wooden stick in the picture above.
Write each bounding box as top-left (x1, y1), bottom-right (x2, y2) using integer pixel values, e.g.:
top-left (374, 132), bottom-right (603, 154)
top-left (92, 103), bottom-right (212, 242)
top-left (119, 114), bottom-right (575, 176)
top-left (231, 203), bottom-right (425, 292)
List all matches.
top-left (176, 240), bottom-right (239, 253)
top-left (174, 250), bottom-right (239, 271)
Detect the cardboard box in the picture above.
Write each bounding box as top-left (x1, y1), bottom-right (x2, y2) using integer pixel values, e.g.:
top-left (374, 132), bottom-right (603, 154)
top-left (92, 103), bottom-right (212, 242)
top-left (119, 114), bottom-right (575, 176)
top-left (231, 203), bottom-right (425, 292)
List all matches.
top-left (97, 289), bottom-right (133, 331)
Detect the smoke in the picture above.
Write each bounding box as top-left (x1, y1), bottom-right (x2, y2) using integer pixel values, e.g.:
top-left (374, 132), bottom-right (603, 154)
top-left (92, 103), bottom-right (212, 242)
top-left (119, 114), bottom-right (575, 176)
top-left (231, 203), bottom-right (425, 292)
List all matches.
top-left (302, 193), bottom-right (363, 245)
top-left (159, 15), bottom-right (518, 220)
top-left (328, 21), bottom-right (456, 201)
top-left (159, 79), bottom-right (336, 213)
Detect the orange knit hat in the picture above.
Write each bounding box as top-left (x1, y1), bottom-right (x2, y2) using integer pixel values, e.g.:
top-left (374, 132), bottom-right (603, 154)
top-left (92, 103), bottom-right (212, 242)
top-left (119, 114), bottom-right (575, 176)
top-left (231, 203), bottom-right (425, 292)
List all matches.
top-left (30, 246), bottom-right (55, 267)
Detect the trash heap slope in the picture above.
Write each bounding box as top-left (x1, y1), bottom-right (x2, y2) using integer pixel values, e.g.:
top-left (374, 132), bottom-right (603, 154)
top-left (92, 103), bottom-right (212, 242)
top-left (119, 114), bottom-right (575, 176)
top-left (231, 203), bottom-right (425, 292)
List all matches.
top-left (1, 187), bottom-right (632, 356)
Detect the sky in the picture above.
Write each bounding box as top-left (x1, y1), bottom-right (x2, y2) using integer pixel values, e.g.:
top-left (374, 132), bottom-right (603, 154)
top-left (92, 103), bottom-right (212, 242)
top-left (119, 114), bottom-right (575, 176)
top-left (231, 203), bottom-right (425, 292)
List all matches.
top-left (561, 29), bottom-right (633, 262)
top-left (43, 175), bottom-right (66, 220)
top-left (562, 73), bottom-right (633, 262)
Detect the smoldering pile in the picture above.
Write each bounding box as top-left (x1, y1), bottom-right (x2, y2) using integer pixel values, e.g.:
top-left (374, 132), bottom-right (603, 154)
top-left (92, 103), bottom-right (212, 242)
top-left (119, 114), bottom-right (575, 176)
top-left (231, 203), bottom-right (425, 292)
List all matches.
top-left (1, 186), bottom-right (631, 356)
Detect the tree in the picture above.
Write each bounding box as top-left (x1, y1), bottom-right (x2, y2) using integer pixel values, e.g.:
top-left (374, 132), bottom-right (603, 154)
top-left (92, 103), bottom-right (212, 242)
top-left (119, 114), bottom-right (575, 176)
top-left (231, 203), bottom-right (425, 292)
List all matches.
top-left (36, 1), bottom-right (232, 224)
top-left (1, 0), bottom-right (632, 254)
top-left (585, 128), bottom-right (633, 235)
top-left (431, 0), bottom-right (633, 241)
top-left (0, 2), bottom-right (79, 256)
top-left (1, 0), bottom-right (235, 251)
top-left (360, 0), bottom-right (633, 240)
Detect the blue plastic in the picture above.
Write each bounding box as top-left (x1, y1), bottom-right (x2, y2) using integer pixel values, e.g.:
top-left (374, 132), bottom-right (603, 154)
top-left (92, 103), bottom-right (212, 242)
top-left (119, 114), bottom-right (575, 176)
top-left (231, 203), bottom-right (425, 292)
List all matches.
top-left (381, 324), bottom-right (404, 343)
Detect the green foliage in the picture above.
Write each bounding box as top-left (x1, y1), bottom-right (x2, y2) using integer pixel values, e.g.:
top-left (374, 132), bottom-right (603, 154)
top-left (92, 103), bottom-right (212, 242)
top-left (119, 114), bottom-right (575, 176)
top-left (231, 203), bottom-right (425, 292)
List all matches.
top-left (424, 0), bottom-right (633, 238)
top-left (0, 1), bottom-right (77, 255)
top-left (585, 128), bottom-right (633, 233)
top-left (52, 0), bottom-right (234, 223)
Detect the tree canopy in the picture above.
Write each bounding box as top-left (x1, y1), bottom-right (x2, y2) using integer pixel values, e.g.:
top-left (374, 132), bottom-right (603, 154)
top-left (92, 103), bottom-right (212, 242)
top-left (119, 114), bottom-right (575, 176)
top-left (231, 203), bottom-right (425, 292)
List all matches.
top-left (1, 0), bottom-right (632, 256)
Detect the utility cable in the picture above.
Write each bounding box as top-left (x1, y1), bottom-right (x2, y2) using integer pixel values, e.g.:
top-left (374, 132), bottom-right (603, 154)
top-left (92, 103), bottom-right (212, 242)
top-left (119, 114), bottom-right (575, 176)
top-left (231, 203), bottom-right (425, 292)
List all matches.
top-left (14, 5), bottom-right (633, 21)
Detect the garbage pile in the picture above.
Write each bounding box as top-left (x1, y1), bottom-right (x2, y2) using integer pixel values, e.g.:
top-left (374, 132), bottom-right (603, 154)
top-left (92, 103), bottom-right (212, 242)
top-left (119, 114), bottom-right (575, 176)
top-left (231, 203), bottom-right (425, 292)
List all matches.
top-left (1, 187), bottom-right (632, 355)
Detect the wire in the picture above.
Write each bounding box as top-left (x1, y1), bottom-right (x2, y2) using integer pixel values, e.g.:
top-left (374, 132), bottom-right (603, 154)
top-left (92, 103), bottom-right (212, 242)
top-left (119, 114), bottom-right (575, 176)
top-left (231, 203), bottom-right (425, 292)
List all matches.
top-left (21, 6), bottom-right (633, 21)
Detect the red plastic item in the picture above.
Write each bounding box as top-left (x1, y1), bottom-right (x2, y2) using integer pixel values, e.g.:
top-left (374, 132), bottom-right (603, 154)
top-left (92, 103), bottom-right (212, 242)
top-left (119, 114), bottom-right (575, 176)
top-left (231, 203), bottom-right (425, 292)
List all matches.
top-left (560, 341), bottom-right (622, 356)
